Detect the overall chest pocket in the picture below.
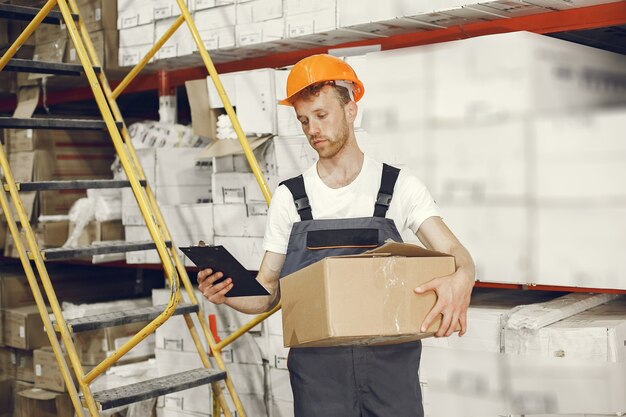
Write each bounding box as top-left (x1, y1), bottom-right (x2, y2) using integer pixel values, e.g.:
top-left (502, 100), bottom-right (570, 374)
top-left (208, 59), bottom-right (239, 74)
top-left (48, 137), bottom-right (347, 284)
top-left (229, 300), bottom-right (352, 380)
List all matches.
top-left (306, 228), bottom-right (379, 250)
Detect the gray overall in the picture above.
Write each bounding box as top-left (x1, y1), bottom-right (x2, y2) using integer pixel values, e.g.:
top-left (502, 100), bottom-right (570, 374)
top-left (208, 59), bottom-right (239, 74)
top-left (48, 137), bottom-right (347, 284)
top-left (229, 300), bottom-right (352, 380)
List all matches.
top-left (279, 164), bottom-right (424, 417)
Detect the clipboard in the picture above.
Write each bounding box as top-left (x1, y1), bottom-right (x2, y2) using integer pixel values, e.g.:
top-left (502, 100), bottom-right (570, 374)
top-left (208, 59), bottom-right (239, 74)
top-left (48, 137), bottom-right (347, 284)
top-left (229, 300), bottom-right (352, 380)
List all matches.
top-left (180, 245), bottom-right (270, 297)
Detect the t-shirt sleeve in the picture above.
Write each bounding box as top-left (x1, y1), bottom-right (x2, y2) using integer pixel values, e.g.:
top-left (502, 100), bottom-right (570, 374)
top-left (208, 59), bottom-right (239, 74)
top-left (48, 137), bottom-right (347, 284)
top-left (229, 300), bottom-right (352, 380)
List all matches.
top-left (263, 184), bottom-right (298, 254)
top-left (396, 169), bottom-right (442, 234)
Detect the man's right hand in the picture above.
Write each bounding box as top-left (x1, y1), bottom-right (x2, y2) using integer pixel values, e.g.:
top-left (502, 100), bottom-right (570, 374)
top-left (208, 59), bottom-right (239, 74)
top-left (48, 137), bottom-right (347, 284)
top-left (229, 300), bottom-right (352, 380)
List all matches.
top-left (197, 268), bottom-right (233, 304)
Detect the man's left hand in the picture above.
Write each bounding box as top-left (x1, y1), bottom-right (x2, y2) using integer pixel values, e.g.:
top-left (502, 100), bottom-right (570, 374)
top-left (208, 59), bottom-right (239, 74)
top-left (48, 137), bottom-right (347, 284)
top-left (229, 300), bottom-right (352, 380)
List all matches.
top-left (414, 269), bottom-right (474, 337)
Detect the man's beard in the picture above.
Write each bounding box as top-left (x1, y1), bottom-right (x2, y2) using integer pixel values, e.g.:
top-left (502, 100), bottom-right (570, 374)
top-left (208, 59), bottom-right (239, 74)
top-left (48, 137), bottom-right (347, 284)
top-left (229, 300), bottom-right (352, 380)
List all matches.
top-left (312, 116), bottom-right (350, 159)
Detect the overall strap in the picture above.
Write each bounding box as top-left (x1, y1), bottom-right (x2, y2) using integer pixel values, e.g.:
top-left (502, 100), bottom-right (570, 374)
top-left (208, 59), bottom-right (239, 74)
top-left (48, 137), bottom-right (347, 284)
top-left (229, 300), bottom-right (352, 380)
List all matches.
top-left (374, 163), bottom-right (400, 218)
top-left (280, 175), bottom-right (313, 221)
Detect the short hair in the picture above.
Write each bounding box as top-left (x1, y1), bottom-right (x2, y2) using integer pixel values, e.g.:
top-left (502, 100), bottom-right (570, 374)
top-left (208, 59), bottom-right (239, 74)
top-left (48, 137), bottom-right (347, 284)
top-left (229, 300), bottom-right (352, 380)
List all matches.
top-left (291, 81), bottom-right (352, 106)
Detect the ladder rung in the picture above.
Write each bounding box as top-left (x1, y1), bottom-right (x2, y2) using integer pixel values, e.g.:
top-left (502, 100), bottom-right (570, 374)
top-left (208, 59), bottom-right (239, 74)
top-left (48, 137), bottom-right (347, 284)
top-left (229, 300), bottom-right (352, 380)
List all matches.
top-left (0, 4), bottom-right (78, 24)
top-left (86, 368), bottom-right (226, 410)
top-left (39, 240), bottom-right (172, 261)
top-left (0, 117), bottom-right (123, 131)
top-left (4, 58), bottom-right (101, 76)
top-left (10, 179), bottom-right (147, 191)
top-left (58, 303), bottom-right (199, 333)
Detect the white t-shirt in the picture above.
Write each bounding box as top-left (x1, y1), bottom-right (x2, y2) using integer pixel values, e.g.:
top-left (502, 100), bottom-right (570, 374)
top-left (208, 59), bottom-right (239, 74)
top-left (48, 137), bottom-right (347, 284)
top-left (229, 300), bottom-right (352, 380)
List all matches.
top-left (263, 155), bottom-right (441, 255)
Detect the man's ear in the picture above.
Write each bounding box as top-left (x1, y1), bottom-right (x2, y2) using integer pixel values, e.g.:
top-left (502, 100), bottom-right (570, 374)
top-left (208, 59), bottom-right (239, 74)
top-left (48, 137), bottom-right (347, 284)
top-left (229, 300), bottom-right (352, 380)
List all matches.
top-left (345, 101), bottom-right (358, 123)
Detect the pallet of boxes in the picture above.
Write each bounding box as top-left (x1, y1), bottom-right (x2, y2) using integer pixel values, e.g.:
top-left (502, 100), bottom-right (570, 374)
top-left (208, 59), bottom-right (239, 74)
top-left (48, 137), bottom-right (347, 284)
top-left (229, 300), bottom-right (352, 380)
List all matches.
top-left (0, 261), bottom-right (162, 416)
top-left (28, 0), bottom-right (118, 78)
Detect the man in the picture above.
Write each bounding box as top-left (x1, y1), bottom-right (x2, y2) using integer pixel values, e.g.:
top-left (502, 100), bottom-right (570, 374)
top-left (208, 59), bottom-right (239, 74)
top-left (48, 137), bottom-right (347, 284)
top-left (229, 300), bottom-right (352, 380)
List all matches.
top-left (198, 54), bottom-right (475, 417)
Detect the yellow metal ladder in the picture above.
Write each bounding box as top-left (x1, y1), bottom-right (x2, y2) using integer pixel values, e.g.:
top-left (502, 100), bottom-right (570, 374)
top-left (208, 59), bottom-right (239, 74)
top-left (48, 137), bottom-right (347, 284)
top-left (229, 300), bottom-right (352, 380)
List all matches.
top-left (0, 0), bottom-right (279, 415)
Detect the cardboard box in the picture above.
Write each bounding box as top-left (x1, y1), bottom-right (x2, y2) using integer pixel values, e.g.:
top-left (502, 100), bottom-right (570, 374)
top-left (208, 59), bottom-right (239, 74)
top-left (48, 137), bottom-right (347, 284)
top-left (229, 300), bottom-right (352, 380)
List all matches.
top-left (237, 0), bottom-right (283, 22)
top-left (8, 138), bottom-right (114, 217)
top-left (441, 203), bottom-right (530, 285)
top-left (0, 347), bottom-right (16, 377)
top-left (1, 264), bottom-right (157, 310)
top-left (5, 220), bottom-right (72, 257)
top-left (431, 120), bottom-right (527, 201)
top-left (124, 203), bottom-right (214, 263)
top-left (198, 25), bottom-right (236, 51)
top-left (33, 21), bottom-right (67, 46)
top-left (270, 367), bottom-right (292, 402)
top-left (35, 221), bottom-right (69, 248)
top-left (15, 349), bottom-right (34, 383)
top-left (199, 136), bottom-right (275, 174)
top-left (194, 5), bottom-right (236, 31)
top-left (236, 19), bottom-right (283, 48)
top-left (118, 43), bottom-right (154, 67)
top-left (429, 31), bottom-right (626, 121)
top-left (190, 0), bottom-right (216, 11)
top-left (535, 206), bottom-right (626, 290)
top-left (269, 398), bottom-right (295, 417)
top-left (155, 148), bottom-right (212, 188)
top-left (0, 267), bottom-right (37, 310)
top-left (157, 184), bottom-right (215, 205)
top-left (213, 236), bottom-right (264, 271)
top-left (32, 38), bottom-right (67, 63)
top-left (118, 22), bottom-right (155, 48)
top-left (77, 0), bottom-right (117, 32)
top-left (5, 128), bottom-right (111, 154)
top-left (154, 349), bottom-right (211, 415)
top-left (185, 78), bottom-right (219, 140)
top-left (234, 69), bottom-right (277, 135)
top-left (212, 172), bottom-right (275, 204)
top-left (155, 17), bottom-right (195, 59)
top-left (213, 203), bottom-right (267, 237)
top-left (117, 0), bottom-right (154, 28)
top-left (270, 136), bottom-right (318, 175)
top-left (280, 242), bottom-right (456, 347)
top-left (67, 220), bottom-right (124, 247)
top-left (74, 322), bottom-right (154, 366)
top-left (14, 388), bottom-right (73, 417)
top-left (65, 29), bottom-right (118, 70)
top-left (423, 289), bottom-right (561, 352)
top-left (2, 305), bottom-right (49, 350)
top-left (33, 347), bottom-right (83, 393)
top-left (505, 297), bottom-right (626, 362)
top-left (533, 109), bottom-right (626, 200)
top-left (0, 377), bottom-right (12, 417)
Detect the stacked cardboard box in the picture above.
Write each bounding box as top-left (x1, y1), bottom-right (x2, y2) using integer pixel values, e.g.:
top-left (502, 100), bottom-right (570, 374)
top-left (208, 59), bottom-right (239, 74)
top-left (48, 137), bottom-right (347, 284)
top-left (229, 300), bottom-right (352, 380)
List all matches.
top-left (267, 309), bottom-right (293, 417)
top-left (355, 31), bottom-right (626, 290)
top-left (3, 126), bottom-right (116, 257)
top-left (152, 288), bottom-right (267, 417)
top-left (1, 265), bottom-right (50, 396)
top-left (120, 146), bottom-right (214, 264)
top-left (419, 292), bottom-right (625, 417)
top-left (29, 0), bottom-right (118, 71)
top-left (114, 0), bottom-right (625, 66)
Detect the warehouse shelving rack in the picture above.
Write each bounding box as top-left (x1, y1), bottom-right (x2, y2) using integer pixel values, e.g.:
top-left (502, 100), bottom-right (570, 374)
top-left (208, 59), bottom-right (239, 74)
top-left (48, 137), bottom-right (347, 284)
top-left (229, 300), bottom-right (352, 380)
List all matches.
top-left (0, 2), bottom-right (624, 416)
top-left (3, 0), bottom-right (625, 293)
top-left (0, 2), bottom-right (625, 113)
top-left (0, 0), bottom-right (279, 416)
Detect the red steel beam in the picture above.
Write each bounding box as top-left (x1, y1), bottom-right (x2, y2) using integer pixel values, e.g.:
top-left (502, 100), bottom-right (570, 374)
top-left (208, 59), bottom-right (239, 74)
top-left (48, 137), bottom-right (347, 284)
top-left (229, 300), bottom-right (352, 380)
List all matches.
top-left (474, 281), bottom-right (626, 295)
top-left (0, 2), bottom-right (624, 112)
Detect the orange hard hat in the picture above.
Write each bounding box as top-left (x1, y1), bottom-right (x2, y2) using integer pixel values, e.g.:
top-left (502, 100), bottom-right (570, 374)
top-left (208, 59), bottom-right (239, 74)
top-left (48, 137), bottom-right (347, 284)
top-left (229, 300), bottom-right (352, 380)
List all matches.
top-left (279, 54), bottom-right (365, 106)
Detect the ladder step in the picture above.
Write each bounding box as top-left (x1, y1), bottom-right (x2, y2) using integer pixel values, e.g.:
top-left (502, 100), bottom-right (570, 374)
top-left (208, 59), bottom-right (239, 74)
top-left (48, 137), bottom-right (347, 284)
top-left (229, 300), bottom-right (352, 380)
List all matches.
top-left (4, 58), bottom-right (101, 76)
top-left (0, 117), bottom-right (123, 131)
top-left (10, 179), bottom-right (147, 191)
top-left (39, 240), bottom-right (172, 261)
top-left (60, 303), bottom-right (199, 333)
top-left (87, 368), bottom-right (227, 410)
top-left (0, 4), bottom-right (78, 24)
